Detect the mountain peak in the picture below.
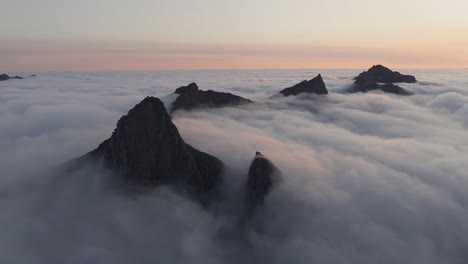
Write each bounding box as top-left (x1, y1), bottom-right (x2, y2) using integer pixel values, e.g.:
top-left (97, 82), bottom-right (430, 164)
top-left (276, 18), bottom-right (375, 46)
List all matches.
top-left (79, 96), bottom-right (224, 199)
top-left (279, 74), bottom-right (328, 96)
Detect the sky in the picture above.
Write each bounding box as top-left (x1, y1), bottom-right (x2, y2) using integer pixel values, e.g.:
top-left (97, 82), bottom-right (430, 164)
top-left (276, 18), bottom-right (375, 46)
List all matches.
top-left (1, 0), bottom-right (468, 71)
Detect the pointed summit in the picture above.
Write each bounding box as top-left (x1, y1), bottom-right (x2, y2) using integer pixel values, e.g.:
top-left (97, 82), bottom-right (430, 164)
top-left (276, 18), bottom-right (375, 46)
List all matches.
top-left (279, 74), bottom-right (328, 96)
top-left (77, 96), bottom-right (224, 197)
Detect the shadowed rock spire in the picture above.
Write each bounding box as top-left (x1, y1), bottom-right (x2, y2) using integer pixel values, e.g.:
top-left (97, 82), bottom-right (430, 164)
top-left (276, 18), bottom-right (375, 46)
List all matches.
top-left (76, 96), bottom-right (224, 198)
top-left (279, 74), bottom-right (328, 96)
top-left (245, 151), bottom-right (281, 212)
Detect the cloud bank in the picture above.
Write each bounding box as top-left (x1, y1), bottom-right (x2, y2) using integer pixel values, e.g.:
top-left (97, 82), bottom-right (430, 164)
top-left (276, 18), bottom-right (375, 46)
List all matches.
top-left (0, 69), bottom-right (467, 263)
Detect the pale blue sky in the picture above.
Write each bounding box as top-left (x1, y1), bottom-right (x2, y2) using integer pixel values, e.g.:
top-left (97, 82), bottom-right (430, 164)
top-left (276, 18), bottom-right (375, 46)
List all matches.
top-left (1, 0), bottom-right (467, 71)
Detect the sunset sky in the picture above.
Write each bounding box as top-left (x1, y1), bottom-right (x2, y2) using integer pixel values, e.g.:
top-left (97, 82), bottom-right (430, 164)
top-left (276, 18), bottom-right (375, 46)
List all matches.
top-left (1, 0), bottom-right (467, 71)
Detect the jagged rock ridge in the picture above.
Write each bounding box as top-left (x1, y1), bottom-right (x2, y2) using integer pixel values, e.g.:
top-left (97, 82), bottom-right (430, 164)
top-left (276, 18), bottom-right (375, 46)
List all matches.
top-left (351, 65), bottom-right (416, 95)
top-left (172, 82), bottom-right (252, 112)
top-left (279, 74), bottom-right (328, 96)
top-left (77, 96), bottom-right (224, 198)
top-left (354, 65), bottom-right (417, 85)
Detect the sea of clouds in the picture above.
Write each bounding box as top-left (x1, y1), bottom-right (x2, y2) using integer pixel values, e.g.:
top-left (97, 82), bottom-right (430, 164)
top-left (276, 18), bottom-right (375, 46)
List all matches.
top-left (0, 69), bottom-right (467, 263)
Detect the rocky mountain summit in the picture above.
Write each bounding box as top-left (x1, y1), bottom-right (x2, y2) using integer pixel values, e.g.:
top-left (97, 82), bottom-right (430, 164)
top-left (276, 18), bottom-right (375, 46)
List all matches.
top-left (351, 65), bottom-right (416, 95)
top-left (75, 96), bottom-right (225, 200)
top-left (172, 82), bottom-right (252, 112)
top-left (70, 95), bottom-right (283, 211)
top-left (354, 65), bottom-right (417, 85)
top-left (279, 74), bottom-right (328, 96)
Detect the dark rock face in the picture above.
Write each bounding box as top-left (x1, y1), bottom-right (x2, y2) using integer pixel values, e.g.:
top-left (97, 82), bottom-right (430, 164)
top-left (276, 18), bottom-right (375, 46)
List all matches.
top-left (351, 65), bottom-right (416, 95)
top-left (175, 82), bottom-right (199, 94)
top-left (354, 65), bottom-right (417, 85)
top-left (78, 96), bottom-right (224, 197)
top-left (0, 74), bottom-right (10, 81)
top-left (245, 152), bottom-right (281, 211)
top-left (0, 74), bottom-right (24, 81)
top-left (350, 82), bottom-right (414, 96)
top-left (279, 74), bottom-right (328, 96)
top-left (172, 82), bottom-right (252, 112)
top-left (379, 83), bottom-right (414, 95)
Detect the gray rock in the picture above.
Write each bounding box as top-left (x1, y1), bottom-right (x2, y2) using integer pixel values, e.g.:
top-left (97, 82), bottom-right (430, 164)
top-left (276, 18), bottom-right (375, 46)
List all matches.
top-left (172, 83), bottom-right (252, 112)
top-left (279, 74), bottom-right (328, 96)
top-left (75, 96), bottom-right (225, 199)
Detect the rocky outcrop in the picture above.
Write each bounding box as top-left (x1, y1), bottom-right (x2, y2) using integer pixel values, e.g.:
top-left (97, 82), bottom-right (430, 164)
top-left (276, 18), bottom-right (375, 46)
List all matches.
top-left (172, 82), bottom-right (252, 112)
top-left (279, 74), bottom-right (328, 96)
top-left (175, 82), bottom-right (199, 94)
top-left (0, 74), bottom-right (24, 81)
top-left (350, 82), bottom-right (414, 96)
top-left (75, 96), bottom-right (224, 199)
top-left (350, 65), bottom-right (416, 95)
top-left (245, 152), bottom-right (281, 212)
top-left (0, 74), bottom-right (10, 81)
top-left (354, 65), bottom-right (417, 85)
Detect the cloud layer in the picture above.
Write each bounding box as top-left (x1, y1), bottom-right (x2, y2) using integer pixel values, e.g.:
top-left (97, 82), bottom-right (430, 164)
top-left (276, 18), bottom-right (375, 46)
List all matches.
top-left (0, 69), bottom-right (467, 263)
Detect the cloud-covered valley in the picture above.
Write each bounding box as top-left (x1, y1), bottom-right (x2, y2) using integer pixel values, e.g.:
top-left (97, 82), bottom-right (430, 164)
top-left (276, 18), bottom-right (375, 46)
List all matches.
top-left (0, 69), bottom-right (467, 263)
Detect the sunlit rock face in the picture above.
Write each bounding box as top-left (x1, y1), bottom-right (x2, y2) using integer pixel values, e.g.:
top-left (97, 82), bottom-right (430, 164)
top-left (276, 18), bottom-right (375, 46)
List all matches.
top-left (279, 74), bottom-right (328, 96)
top-left (76, 96), bottom-right (225, 198)
top-left (172, 82), bottom-right (252, 112)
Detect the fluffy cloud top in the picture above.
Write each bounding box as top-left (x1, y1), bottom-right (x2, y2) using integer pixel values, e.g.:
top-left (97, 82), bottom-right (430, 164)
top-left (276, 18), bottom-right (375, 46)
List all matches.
top-left (0, 69), bottom-right (467, 263)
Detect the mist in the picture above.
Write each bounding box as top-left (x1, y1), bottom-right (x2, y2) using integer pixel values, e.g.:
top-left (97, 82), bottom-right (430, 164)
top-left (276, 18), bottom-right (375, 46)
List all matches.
top-left (0, 70), bottom-right (467, 263)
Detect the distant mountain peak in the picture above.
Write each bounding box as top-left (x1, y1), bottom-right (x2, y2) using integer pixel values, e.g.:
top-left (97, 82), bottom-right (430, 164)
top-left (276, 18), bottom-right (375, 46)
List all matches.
top-left (279, 74), bottom-right (328, 97)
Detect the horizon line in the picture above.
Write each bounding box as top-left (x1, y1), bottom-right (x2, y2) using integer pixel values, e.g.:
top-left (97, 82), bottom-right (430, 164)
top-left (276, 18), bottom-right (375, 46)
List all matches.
top-left (4, 67), bottom-right (467, 74)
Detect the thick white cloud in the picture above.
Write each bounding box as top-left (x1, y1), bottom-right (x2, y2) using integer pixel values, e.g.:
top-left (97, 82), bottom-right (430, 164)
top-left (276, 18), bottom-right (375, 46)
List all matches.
top-left (0, 69), bottom-right (467, 263)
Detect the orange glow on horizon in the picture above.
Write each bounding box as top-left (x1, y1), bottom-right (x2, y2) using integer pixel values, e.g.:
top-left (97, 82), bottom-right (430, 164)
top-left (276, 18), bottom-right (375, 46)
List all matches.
top-left (1, 39), bottom-right (467, 72)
